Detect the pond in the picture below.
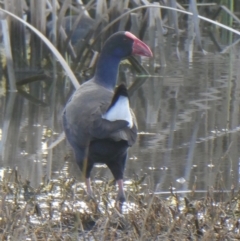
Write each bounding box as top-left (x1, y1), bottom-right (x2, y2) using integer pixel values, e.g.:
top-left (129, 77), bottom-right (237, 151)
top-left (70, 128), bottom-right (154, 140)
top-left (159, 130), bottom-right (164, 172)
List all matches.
top-left (1, 31), bottom-right (240, 198)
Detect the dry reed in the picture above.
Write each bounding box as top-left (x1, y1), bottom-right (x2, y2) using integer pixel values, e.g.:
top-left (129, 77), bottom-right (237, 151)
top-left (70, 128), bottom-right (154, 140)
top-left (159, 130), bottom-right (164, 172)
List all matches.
top-left (1, 169), bottom-right (240, 240)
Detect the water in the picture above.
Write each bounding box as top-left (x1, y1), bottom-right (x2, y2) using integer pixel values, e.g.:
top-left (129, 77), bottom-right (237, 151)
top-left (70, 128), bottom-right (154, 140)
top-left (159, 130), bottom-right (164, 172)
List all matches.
top-left (128, 51), bottom-right (240, 194)
top-left (1, 34), bottom-right (240, 196)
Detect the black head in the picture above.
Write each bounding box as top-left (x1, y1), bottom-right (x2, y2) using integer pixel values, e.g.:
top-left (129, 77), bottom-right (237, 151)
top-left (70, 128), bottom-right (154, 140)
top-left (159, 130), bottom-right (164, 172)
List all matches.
top-left (101, 32), bottom-right (132, 58)
top-left (101, 31), bottom-right (153, 59)
top-left (95, 32), bottom-right (152, 90)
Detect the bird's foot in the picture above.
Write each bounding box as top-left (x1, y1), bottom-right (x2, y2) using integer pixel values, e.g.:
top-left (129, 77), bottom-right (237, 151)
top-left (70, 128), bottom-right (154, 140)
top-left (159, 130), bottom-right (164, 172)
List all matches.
top-left (117, 192), bottom-right (126, 204)
top-left (116, 193), bottom-right (125, 213)
top-left (85, 178), bottom-right (94, 199)
top-left (86, 193), bottom-right (95, 202)
top-left (116, 179), bottom-right (126, 209)
top-left (117, 194), bottom-right (126, 204)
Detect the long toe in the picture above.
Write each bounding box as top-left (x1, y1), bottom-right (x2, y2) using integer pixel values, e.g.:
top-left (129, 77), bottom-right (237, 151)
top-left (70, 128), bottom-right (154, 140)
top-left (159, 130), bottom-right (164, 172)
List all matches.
top-left (116, 191), bottom-right (126, 213)
top-left (117, 190), bottom-right (126, 203)
top-left (86, 178), bottom-right (93, 197)
top-left (116, 179), bottom-right (126, 203)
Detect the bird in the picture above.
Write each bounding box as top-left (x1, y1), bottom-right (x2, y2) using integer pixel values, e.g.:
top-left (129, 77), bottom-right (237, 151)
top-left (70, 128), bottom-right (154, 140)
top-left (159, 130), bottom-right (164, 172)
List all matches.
top-left (46, 14), bottom-right (94, 46)
top-left (62, 31), bottom-right (152, 203)
top-left (46, 1), bottom-right (94, 46)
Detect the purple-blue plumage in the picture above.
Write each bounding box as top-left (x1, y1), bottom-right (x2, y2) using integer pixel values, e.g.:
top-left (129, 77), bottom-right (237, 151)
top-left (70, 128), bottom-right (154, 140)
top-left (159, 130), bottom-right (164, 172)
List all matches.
top-left (63, 31), bottom-right (152, 202)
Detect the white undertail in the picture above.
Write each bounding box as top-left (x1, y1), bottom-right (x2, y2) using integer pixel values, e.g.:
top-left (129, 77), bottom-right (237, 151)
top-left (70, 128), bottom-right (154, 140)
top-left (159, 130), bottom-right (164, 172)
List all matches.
top-left (102, 96), bottom-right (133, 128)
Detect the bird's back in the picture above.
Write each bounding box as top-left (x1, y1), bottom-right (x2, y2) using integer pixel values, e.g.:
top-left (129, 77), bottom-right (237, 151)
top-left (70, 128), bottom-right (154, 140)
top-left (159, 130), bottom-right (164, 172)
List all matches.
top-left (63, 79), bottom-right (137, 149)
top-left (63, 79), bottom-right (112, 145)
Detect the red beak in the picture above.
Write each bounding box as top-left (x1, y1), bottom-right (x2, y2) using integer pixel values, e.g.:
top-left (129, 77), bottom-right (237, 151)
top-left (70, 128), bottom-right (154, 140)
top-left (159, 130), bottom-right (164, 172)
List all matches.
top-left (125, 31), bottom-right (153, 57)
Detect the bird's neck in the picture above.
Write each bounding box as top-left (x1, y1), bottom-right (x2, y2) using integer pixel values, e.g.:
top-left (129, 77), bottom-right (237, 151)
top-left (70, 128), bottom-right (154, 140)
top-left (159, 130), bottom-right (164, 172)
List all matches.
top-left (95, 53), bottom-right (121, 90)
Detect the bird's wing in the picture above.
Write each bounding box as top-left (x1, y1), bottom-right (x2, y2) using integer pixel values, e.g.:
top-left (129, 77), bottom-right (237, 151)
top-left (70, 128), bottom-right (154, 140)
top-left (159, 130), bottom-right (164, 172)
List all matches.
top-left (89, 104), bottom-right (129, 139)
top-left (107, 109), bottom-right (138, 146)
top-left (65, 80), bottom-right (137, 144)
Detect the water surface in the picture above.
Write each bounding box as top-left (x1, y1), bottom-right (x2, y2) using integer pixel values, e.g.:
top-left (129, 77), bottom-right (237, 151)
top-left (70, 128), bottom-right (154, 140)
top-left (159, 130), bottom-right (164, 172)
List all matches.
top-left (1, 34), bottom-right (240, 197)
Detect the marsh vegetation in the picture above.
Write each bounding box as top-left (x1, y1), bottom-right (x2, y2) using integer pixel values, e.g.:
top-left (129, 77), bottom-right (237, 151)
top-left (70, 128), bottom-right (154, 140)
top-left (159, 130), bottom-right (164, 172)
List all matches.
top-left (1, 0), bottom-right (240, 240)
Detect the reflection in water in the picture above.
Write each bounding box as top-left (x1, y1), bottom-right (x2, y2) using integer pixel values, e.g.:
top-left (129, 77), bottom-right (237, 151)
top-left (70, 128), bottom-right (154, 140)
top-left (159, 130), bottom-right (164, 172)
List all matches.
top-left (1, 37), bottom-right (240, 197)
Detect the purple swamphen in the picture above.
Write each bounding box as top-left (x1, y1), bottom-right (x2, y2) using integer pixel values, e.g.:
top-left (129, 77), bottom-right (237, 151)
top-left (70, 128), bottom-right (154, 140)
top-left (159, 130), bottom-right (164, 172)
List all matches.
top-left (63, 31), bottom-right (152, 202)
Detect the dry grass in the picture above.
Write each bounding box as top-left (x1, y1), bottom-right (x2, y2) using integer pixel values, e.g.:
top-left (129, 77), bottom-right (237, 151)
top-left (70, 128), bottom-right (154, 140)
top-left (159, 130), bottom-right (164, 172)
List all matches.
top-left (1, 170), bottom-right (240, 240)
